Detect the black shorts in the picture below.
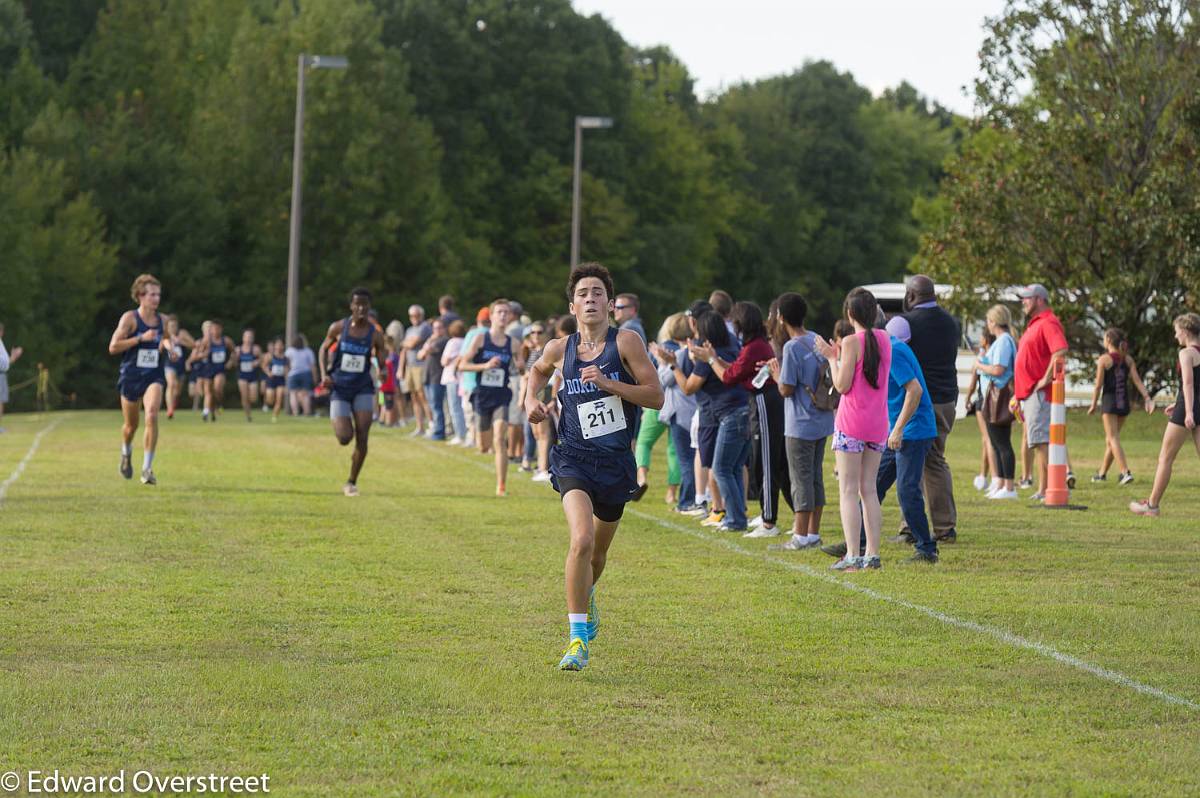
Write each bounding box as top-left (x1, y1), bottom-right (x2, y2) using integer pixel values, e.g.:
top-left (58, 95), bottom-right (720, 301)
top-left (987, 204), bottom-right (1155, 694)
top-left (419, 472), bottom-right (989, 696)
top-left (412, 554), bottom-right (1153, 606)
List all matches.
top-left (1101, 393), bottom-right (1130, 417)
top-left (554, 477), bottom-right (627, 522)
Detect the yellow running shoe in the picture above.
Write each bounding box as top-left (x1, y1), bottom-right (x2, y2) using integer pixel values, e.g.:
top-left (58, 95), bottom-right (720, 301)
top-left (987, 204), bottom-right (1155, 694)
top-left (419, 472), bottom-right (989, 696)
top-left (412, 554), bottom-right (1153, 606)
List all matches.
top-left (700, 510), bottom-right (726, 527)
top-left (558, 637), bottom-right (589, 671)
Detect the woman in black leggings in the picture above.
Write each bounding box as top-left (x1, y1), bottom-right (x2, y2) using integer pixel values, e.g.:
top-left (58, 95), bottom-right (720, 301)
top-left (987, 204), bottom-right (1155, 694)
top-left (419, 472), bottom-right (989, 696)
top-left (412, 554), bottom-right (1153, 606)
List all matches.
top-left (973, 305), bottom-right (1019, 499)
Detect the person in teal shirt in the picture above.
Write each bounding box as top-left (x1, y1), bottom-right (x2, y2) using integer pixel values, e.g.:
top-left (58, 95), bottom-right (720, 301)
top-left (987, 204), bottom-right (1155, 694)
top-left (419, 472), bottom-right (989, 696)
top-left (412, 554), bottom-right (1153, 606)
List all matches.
top-left (860, 316), bottom-right (940, 565)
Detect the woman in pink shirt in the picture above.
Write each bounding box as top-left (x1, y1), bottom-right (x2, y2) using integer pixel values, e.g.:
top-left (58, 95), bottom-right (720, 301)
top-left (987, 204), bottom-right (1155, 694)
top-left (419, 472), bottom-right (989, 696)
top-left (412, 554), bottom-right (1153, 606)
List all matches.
top-left (814, 288), bottom-right (892, 572)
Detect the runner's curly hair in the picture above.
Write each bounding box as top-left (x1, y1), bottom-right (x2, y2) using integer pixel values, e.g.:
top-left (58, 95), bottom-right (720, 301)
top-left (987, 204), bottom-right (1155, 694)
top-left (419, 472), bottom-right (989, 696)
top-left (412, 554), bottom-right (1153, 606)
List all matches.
top-left (566, 262), bottom-right (614, 303)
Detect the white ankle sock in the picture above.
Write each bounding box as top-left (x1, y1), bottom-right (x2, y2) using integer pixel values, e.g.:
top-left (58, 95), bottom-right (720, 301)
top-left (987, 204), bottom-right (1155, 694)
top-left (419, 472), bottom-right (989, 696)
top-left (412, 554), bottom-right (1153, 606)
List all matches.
top-left (143, 451), bottom-right (154, 470)
top-left (121, 443), bottom-right (131, 456)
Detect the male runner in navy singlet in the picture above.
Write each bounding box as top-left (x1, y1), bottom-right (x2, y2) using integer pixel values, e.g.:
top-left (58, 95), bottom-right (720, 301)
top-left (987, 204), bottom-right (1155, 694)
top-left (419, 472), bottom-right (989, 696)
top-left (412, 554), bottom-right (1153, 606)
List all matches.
top-left (108, 274), bottom-right (172, 485)
top-left (524, 263), bottom-right (663, 671)
top-left (319, 288), bottom-right (387, 497)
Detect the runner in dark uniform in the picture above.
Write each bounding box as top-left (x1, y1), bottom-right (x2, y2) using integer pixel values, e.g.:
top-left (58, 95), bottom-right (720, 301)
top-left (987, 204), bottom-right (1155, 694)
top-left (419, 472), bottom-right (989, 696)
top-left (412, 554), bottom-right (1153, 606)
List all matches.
top-left (108, 274), bottom-right (170, 485)
top-left (458, 299), bottom-right (525, 496)
top-left (236, 328), bottom-right (263, 422)
top-left (524, 263), bottom-right (663, 672)
top-left (263, 338), bottom-right (288, 422)
top-left (318, 288), bottom-right (386, 496)
top-left (1088, 328), bottom-right (1153, 484)
top-left (162, 315), bottom-right (194, 421)
top-left (1131, 314), bottom-right (1200, 516)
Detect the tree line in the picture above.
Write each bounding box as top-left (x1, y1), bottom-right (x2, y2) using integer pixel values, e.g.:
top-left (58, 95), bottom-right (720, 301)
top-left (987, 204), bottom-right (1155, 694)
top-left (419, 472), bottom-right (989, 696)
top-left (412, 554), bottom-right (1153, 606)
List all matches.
top-left (0, 0), bottom-right (958, 407)
top-left (3, 0), bottom-right (1196, 407)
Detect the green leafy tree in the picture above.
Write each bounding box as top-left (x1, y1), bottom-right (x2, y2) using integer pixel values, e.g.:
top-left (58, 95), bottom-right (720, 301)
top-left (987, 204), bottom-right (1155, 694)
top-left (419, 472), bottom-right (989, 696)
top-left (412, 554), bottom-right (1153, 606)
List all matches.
top-left (0, 148), bottom-right (116, 406)
top-left (914, 0), bottom-right (1200, 389)
top-left (711, 62), bottom-right (956, 329)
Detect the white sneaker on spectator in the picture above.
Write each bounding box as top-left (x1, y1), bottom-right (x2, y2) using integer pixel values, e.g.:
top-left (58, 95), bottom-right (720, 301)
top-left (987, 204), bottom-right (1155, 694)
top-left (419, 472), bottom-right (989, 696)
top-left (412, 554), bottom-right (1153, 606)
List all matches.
top-left (987, 488), bottom-right (1018, 500)
top-left (972, 473), bottom-right (988, 491)
top-left (531, 471), bottom-right (552, 483)
top-left (748, 515), bottom-right (763, 528)
top-left (743, 525), bottom-right (781, 538)
top-left (447, 436), bottom-right (463, 446)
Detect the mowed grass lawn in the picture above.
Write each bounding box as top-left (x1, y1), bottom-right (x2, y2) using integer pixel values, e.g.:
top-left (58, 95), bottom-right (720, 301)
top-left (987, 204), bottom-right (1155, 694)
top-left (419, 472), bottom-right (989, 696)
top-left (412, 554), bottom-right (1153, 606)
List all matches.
top-left (1, 408), bottom-right (1198, 796)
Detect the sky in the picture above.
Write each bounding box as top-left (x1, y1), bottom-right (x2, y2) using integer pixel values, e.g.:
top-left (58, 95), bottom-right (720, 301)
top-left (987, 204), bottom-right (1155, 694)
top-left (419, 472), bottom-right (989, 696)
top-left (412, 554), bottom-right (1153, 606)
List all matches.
top-left (572, 0), bottom-right (1009, 115)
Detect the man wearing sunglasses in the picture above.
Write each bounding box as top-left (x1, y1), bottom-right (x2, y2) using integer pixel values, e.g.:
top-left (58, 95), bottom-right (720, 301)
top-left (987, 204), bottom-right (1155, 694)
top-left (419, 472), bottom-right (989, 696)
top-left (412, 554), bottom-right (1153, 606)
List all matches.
top-left (614, 293), bottom-right (646, 346)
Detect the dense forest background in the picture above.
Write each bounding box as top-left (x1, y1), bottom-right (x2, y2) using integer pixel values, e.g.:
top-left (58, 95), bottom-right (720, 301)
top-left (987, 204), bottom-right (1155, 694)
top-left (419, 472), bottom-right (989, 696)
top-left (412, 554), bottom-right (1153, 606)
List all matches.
top-left (4, 0), bottom-right (1197, 407)
top-left (0, 0), bottom-right (961, 406)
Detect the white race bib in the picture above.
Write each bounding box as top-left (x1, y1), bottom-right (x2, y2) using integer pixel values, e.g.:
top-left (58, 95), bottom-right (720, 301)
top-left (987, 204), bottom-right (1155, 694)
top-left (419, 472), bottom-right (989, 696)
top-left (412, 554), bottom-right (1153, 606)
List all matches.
top-left (211, 350), bottom-right (226, 364)
top-left (270, 364), bottom-right (285, 376)
top-left (341, 353), bottom-right (366, 374)
top-left (172, 345), bottom-right (183, 360)
top-left (240, 360), bottom-right (255, 372)
top-left (481, 368), bottom-right (506, 388)
top-left (136, 348), bottom-right (160, 369)
top-left (577, 394), bottom-right (626, 440)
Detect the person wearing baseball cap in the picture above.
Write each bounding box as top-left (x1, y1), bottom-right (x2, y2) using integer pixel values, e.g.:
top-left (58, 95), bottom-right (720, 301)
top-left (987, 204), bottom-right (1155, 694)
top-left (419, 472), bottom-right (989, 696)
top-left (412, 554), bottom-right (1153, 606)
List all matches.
top-left (1013, 283), bottom-right (1069, 500)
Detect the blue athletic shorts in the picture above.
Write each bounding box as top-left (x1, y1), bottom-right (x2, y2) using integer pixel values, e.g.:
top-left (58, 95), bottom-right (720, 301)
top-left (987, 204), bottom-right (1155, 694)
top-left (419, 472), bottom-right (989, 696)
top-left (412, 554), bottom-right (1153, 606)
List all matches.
top-left (119, 375), bottom-right (165, 402)
top-left (330, 392), bottom-right (375, 418)
top-left (550, 444), bottom-right (638, 520)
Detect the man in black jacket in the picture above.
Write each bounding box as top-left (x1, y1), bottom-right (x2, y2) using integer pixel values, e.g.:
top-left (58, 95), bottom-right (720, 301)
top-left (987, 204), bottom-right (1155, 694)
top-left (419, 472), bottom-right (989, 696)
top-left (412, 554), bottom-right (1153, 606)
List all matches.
top-left (901, 275), bottom-right (960, 543)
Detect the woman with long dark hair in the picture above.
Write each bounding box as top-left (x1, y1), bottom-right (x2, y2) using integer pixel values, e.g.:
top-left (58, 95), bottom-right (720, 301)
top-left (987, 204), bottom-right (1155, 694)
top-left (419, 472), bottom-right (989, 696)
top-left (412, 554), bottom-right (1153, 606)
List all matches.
top-left (685, 311), bottom-right (752, 531)
top-left (813, 288), bottom-right (891, 571)
top-left (700, 301), bottom-right (792, 538)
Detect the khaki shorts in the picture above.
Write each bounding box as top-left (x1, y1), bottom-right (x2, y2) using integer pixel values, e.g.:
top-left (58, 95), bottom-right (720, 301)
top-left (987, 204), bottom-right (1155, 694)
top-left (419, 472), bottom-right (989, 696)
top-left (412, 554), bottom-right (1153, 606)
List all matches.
top-left (403, 364), bottom-right (425, 395)
top-left (1022, 389), bottom-right (1052, 446)
top-left (507, 376), bottom-right (525, 425)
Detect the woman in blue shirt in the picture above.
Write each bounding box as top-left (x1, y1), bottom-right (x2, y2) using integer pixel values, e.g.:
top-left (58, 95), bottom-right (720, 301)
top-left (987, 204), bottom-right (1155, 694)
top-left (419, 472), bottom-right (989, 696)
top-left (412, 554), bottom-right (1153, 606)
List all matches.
top-left (974, 304), bottom-right (1018, 499)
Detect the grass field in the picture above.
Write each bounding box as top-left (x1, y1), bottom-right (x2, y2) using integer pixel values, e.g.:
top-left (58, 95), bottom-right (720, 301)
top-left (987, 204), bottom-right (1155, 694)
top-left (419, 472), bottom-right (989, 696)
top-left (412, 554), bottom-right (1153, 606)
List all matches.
top-left (1, 408), bottom-right (1198, 796)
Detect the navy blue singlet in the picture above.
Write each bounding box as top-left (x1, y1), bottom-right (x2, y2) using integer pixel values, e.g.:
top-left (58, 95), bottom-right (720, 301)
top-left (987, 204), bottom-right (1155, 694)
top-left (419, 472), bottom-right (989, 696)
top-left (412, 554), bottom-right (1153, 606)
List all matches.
top-left (331, 318), bottom-right (375, 401)
top-left (471, 331), bottom-right (514, 413)
top-left (166, 340), bottom-right (187, 375)
top-left (237, 346), bottom-right (259, 381)
top-left (267, 355), bottom-right (288, 388)
top-left (118, 311), bottom-right (166, 400)
top-left (556, 327), bottom-right (638, 455)
top-left (207, 339), bottom-right (228, 378)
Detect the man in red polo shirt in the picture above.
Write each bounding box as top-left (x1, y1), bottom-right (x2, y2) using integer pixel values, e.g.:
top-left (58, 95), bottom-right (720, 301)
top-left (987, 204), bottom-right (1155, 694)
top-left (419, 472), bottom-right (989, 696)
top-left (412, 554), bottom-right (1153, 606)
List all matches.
top-left (1014, 284), bottom-right (1068, 500)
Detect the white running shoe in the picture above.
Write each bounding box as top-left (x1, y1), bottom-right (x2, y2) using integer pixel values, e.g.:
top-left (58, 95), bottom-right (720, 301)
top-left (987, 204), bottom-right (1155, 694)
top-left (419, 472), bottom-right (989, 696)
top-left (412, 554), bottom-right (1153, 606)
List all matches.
top-left (343, 482), bottom-right (359, 497)
top-left (742, 525), bottom-right (782, 538)
top-left (531, 471), bottom-right (552, 483)
top-left (748, 515), bottom-right (763, 528)
top-left (972, 473), bottom-right (988, 491)
top-left (987, 488), bottom-right (1018, 500)
top-left (447, 436), bottom-right (464, 446)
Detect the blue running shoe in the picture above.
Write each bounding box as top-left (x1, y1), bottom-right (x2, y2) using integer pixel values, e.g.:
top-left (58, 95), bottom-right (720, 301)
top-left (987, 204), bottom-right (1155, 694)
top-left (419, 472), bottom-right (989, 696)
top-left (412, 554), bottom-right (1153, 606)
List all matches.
top-left (587, 588), bottom-right (599, 641)
top-left (558, 637), bottom-right (589, 671)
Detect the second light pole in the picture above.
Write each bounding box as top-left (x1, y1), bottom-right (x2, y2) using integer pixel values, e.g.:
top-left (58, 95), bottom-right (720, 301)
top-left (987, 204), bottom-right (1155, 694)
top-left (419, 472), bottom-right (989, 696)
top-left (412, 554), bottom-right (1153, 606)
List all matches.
top-left (570, 115), bottom-right (613, 269)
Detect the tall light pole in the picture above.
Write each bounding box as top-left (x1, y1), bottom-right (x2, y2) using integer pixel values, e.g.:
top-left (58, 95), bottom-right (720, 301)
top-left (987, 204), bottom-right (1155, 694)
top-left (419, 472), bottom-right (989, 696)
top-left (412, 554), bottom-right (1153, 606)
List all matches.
top-left (570, 115), bottom-right (613, 269)
top-left (286, 53), bottom-right (348, 347)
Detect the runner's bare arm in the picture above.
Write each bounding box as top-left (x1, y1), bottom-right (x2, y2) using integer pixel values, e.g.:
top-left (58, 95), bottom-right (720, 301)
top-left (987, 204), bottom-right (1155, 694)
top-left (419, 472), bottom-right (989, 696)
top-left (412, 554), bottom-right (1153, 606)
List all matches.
top-left (524, 337), bottom-right (564, 423)
top-left (318, 322), bottom-right (341, 384)
top-left (108, 311), bottom-right (147, 355)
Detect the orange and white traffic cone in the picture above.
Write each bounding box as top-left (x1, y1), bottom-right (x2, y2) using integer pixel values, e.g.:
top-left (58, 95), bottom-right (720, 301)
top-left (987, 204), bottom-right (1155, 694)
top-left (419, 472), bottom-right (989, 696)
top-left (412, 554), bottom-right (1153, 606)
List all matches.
top-left (1044, 361), bottom-right (1070, 507)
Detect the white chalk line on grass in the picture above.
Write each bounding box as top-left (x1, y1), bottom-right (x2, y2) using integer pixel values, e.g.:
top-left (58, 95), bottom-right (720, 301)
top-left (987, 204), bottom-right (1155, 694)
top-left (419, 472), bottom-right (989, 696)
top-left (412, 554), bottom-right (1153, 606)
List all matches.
top-left (417, 437), bottom-right (1198, 711)
top-left (0, 419), bottom-right (61, 507)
